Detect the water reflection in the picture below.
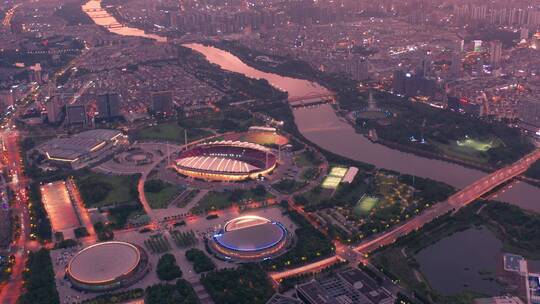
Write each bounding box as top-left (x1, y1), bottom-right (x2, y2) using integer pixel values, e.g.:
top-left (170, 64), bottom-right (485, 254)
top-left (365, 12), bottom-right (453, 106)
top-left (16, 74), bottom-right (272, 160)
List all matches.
top-left (416, 227), bottom-right (503, 296)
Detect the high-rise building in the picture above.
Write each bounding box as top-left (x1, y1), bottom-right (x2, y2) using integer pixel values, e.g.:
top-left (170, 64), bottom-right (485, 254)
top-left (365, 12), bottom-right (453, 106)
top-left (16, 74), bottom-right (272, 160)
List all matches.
top-left (46, 95), bottom-right (63, 124)
top-left (0, 90), bottom-right (15, 108)
top-left (348, 55), bottom-right (369, 81)
top-left (520, 28), bottom-right (530, 41)
top-left (450, 51), bottom-right (462, 78)
top-left (473, 40), bottom-right (483, 52)
top-left (418, 53), bottom-right (433, 78)
top-left (96, 93), bottom-right (121, 120)
top-left (392, 70), bottom-right (406, 95)
top-left (532, 33), bottom-right (540, 50)
top-left (66, 104), bottom-right (87, 126)
top-left (151, 91), bottom-right (174, 115)
top-left (489, 40), bottom-right (503, 67)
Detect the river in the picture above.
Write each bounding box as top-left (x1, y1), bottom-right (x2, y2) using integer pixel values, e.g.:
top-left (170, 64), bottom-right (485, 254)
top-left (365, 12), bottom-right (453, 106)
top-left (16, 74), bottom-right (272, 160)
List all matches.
top-left (83, 1), bottom-right (540, 212)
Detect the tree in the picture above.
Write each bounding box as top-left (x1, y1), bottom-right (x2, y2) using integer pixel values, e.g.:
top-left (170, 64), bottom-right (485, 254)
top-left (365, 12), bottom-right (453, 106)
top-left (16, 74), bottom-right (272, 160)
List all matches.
top-left (157, 254), bottom-right (182, 281)
top-left (18, 249), bottom-right (59, 304)
top-left (185, 249), bottom-right (215, 273)
top-left (145, 180), bottom-right (166, 193)
top-left (145, 280), bottom-right (199, 304)
top-left (201, 264), bottom-right (273, 304)
top-left (253, 185), bottom-right (267, 197)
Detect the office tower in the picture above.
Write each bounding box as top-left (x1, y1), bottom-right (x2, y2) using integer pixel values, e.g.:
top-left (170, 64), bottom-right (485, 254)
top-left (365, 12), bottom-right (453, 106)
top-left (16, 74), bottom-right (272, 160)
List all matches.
top-left (0, 90), bottom-right (15, 108)
top-left (473, 40), bottom-right (483, 52)
top-left (418, 52), bottom-right (432, 78)
top-left (66, 104), bottom-right (87, 126)
top-left (349, 55), bottom-right (369, 81)
top-left (532, 33), bottom-right (540, 50)
top-left (151, 91), bottom-right (174, 115)
top-left (46, 95), bottom-right (63, 123)
top-left (450, 51), bottom-right (462, 78)
top-left (97, 93), bottom-right (121, 120)
top-left (489, 40), bottom-right (503, 67)
top-left (392, 70), bottom-right (406, 94)
top-left (520, 28), bottom-right (530, 40)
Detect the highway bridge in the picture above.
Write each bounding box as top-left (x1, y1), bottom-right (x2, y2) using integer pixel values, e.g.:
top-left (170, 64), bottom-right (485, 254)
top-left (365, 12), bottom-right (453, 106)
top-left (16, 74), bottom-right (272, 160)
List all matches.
top-left (270, 148), bottom-right (540, 281)
top-left (288, 92), bottom-right (335, 108)
top-left (447, 149), bottom-right (540, 208)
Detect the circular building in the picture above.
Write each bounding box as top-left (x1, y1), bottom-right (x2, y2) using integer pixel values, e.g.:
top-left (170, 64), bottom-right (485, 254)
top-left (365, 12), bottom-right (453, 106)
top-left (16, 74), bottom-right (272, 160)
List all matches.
top-left (174, 140), bottom-right (277, 181)
top-left (209, 215), bottom-right (290, 262)
top-left (66, 241), bottom-right (149, 292)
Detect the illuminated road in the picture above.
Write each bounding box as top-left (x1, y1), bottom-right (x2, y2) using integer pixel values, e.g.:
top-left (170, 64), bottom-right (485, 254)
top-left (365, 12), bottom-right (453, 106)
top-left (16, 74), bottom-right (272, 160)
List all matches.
top-left (0, 131), bottom-right (31, 304)
top-left (2, 4), bottom-right (20, 28)
top-left (270, 149), bottom-right (540, 281)
top-left (269, 255), bottom-right (344, 281)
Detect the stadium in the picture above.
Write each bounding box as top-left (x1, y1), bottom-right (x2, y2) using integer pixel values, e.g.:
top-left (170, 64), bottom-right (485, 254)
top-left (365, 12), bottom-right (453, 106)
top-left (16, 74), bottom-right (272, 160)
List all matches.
top-left (35, 129), bottom-right (128, 169)
top-left (174, 140), bottom-right (277, 181)
top-left (66, 241), bottom-right (150, 292)
top-left (208, 215), bottom-right (290, 261)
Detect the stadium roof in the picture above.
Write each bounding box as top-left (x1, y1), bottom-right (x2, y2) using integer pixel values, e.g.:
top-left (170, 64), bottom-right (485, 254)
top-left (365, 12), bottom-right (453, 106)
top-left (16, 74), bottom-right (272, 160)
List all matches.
top-left (38, 129), bottom-right (122, 161)
top-left (214, 216), bottom-right (286, 252)
top-left (68, 242), bottom-right (140, 284)
top-left (176, 156), bottom-right (259, 173)
top-left (200, 140), bottom-right (270, 152)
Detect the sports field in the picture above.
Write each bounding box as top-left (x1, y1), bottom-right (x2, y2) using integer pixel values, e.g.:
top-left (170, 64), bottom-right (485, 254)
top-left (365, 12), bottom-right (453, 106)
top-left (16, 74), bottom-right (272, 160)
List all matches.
top-left (456, 138), bottom-right (496, 152)
top-left (321, 167), bottom-right (348, 190)
top-left (240, 131), bottom-right (289, 146)
top-left (354, 196), bottom-right (380, 216)
top-left (436, 137), bottom-right (501, 164)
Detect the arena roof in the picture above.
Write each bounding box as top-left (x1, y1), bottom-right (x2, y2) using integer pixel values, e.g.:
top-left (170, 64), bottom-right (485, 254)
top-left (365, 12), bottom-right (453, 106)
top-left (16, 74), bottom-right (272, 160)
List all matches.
top-left (200, 140), bottom-right (270, 152)
top-left (176, 156), bottom-right (259, 174)
top-left (38, 129), bottom-right (122, 161)
top-left (214, 216), bottom-right (286, 252)
top-left (175, 140), bottom-right (276, 177)
top-left (68, 242), bottom-right (140, 285)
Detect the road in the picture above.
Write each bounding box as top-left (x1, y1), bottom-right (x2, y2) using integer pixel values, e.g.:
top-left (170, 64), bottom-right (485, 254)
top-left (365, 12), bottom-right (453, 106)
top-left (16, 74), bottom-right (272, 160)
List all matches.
top-left (0, 131), bottom-right (31, 304)
top-left (2, 4), bottom-right (20, 28)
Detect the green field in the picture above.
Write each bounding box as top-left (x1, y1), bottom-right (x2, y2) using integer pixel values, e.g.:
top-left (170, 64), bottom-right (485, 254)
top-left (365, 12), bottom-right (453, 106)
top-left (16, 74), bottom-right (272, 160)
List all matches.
top-left (145, 182), bottom-right (184, 209)
top-left (135, 122), bottom-right (213, 143)
top-left (456, 138), bottom-right (497, 152)
top-left (436, 137), bottom-right (501, 164)
top-left (76, 172), bottom-right (139, 208)
top-left (354, 196), bottom-right (380, 216)
top-left (294, 150), bottom-right (322, 168)
top-left (191, 188), bottom-right (274, 214)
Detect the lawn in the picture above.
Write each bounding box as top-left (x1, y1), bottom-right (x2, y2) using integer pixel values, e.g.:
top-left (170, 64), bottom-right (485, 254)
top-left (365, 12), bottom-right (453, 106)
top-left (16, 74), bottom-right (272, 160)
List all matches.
top-left (145, 182), bottom-right (184, 209)
top-left (272, 179), bottom-right (306, 194)
top-left (354, 196), bottom-right (380, 216)
top-left (191, 188), bottom-right (274, 214)
top-left (456, 138), bottom-right (497, 152)
top-left (76, 172), bottom-right (139, 208)
top-left (435, 137), bottom-right (501, 164)
top-left (301, 167), bottom-right (320, 180)
top-left (135, 121), bottom-right (213, 143)
top-left (294, 150), bottom-right (322, 168)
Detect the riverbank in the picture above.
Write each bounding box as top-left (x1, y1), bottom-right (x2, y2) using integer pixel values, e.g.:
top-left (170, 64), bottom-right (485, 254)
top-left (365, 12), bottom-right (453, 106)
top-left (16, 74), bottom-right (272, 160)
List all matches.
top-left (209, 40), bottom-right (535, 171)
